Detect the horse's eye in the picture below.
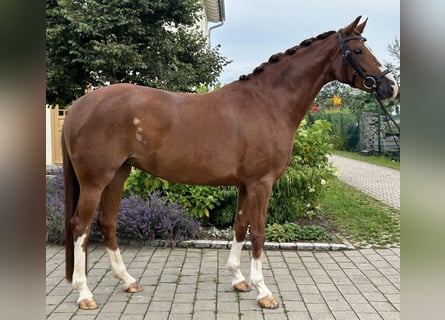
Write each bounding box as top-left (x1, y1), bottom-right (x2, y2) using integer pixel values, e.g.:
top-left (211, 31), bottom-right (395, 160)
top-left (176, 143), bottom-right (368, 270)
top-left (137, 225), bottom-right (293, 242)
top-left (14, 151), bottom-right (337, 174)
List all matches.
top-left (353, 49), bottom-right (363, 55)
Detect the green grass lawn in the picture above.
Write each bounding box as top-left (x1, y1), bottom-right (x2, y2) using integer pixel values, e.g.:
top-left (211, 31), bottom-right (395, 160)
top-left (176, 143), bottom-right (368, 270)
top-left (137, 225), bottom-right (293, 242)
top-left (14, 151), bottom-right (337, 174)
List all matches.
top-left (333, 150), bottom-right (400, 170)
top-left (203, 177), bottom-right (400, 248)
top-left (320, 179), bottom-right (400, 248)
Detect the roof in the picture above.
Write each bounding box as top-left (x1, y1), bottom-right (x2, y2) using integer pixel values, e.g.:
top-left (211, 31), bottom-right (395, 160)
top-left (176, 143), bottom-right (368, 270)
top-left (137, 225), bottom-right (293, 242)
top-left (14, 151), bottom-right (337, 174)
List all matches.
top-left (203, 0), bottom-right (225, 23)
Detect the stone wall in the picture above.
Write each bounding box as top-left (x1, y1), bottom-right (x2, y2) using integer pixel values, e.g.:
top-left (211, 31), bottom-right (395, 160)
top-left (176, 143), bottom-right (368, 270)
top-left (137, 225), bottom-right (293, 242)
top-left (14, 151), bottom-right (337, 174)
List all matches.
top-left (359, 112), bottom-right (399, 154)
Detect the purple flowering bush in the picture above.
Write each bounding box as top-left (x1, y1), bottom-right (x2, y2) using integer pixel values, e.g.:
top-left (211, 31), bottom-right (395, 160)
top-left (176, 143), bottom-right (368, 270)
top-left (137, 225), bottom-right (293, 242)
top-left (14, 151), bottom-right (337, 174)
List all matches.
top-left (117, 192), bottom-right (200, 245)
top-left (46, 173), bottom-right (65, 244)
top-left (46, 171), bottom-right (200, 245)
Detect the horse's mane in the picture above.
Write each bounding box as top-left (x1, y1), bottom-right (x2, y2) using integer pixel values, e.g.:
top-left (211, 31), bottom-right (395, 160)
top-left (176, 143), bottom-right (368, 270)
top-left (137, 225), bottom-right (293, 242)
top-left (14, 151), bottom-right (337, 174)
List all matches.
top-left (238, 30), bottom-right (336, 81)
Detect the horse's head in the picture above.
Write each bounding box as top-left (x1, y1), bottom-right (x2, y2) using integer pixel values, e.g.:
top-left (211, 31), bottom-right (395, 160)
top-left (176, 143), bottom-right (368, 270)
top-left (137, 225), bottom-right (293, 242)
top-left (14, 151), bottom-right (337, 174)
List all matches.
top-left (334, 16), bottom-right (398, 101)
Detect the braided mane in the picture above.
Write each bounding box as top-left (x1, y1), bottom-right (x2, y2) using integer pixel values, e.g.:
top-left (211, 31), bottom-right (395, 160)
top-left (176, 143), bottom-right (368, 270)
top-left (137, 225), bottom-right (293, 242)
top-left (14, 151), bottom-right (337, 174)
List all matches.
top-left (238, 30), bottom-right (336, 81)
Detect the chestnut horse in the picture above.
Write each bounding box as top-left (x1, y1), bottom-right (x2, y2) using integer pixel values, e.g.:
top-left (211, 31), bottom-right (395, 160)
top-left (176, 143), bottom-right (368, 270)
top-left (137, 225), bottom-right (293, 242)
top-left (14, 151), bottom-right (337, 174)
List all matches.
top-left (63, 17), bottom-right (398, 310)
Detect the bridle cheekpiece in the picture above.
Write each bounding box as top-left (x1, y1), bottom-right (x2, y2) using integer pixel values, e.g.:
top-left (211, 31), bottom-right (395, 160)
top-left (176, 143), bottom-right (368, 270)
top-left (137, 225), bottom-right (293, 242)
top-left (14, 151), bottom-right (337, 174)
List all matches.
top-left (337, 30), bottom-right (390, 91)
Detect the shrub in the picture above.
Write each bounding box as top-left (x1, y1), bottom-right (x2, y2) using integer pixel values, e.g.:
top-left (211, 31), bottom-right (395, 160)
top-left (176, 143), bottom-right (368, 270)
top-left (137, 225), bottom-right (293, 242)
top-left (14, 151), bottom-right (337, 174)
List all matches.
top-left (46, 173), bottom-right (65, 244)
top-left (267, 120), bottom-right (336, 224)
top-left (265, 223), bottom-right (330, 242)
top-left (46, 171), bottom-right (200, 246)
top-left (210, 186), bottom-right (237, 227)
top-left (301, 225), bottom-right (327, 241)
top-left (266, 223), bottom-right (301, 242)
top-left (117, 192), bottom-right (200, 245)
top-left (123, 168), bottom-right (227, 220)
top-left (307, 110), bottom-right (359, 151)
top-left (200, 226), bottom-right (234, 241)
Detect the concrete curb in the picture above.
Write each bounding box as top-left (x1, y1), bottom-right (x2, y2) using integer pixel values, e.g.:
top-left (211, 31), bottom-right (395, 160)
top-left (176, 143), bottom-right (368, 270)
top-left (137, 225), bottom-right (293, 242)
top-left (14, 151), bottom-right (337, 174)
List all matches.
top-left (139, 239), bottom-right (352, 251)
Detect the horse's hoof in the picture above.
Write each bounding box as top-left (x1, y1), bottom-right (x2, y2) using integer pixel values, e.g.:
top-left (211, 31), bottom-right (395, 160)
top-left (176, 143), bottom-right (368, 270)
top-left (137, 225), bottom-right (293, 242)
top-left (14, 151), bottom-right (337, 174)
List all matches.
top-left (125, 282), bottom-right (143, 293)
top-left (233, 280), bottom-right (251, 292)
top-left (258, 295), bottom-right (279, 309)
top-left (78, 297), bottom-right (98, 310)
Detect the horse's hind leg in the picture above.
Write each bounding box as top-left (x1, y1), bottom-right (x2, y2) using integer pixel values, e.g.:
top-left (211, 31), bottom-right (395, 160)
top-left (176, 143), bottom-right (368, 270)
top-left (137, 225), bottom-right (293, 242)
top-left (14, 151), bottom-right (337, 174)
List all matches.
top-left (97, 165), bottom-right (143, 293)
top-left (71, 186), bottom-right (104, 310)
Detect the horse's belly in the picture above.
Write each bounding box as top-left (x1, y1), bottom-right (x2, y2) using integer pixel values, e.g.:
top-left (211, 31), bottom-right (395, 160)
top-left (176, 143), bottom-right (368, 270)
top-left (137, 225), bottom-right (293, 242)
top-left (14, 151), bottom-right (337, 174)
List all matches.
top-left (130, 141), bottom-right (239, 186)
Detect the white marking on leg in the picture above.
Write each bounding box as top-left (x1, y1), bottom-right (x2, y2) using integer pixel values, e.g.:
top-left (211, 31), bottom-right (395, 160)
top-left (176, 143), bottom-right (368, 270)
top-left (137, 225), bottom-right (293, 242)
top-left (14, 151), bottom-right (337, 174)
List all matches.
top-left (226, 239), bottom-right (246, 286)
top-left (133, 118), bottom-right (141, 126)
top-left (238, 209), bottom-right (243, 216)
top-left (72, 234), bottom-right (94, 303)
top-left (105, 247), bottom-right (137, 290)
top-left (250, 256), bottom-right (272, 300)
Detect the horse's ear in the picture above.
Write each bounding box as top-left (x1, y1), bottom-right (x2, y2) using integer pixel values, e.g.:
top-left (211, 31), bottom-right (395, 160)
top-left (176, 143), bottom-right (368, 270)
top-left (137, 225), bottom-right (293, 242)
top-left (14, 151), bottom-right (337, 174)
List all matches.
top-left (356, 18), bottom-right (368, 34)
top-left (343, 16), bottom-right (362, 35)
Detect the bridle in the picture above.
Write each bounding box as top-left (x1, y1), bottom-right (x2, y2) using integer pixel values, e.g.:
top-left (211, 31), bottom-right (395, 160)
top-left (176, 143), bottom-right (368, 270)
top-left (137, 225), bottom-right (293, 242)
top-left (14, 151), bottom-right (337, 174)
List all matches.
top-left (337, 30), bottom-right (390, 92)
top-left (337, 30), bottom-right (400, 148)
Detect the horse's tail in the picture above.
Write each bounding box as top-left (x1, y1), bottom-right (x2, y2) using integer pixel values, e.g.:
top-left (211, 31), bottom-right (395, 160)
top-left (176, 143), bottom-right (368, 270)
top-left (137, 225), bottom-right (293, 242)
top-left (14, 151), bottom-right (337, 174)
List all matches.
top-left (62, 129), bottom-right (79, 283)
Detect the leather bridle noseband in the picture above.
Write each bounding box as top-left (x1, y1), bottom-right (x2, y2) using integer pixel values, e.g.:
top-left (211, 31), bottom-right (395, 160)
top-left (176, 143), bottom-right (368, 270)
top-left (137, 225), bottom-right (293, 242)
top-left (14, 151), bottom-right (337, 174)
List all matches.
top-left (337, 30), bottom-right (390, 91)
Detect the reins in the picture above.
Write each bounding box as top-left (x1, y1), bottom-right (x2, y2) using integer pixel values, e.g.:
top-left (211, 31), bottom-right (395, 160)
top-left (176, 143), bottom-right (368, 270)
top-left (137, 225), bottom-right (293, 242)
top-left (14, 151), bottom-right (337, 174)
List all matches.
top-left (373, 93), bottom-right (400, 152)
top-left (338, 30), bottom-right (400, 153)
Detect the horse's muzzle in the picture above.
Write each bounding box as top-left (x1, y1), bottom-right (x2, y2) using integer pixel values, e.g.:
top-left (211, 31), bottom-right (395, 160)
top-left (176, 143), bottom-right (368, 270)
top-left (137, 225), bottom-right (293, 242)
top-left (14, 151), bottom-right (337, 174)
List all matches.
top-left (376, 73), bottom-right (398, 101)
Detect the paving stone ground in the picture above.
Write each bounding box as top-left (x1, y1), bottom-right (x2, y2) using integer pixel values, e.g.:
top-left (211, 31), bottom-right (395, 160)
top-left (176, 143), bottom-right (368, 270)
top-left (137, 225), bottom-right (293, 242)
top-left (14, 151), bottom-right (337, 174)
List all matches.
top-left (46, 156), bottom-right (400, 319)
top-left (329, 155), bottom-right (400, 209)
top-left (46, 243), bottom-right (399, 320)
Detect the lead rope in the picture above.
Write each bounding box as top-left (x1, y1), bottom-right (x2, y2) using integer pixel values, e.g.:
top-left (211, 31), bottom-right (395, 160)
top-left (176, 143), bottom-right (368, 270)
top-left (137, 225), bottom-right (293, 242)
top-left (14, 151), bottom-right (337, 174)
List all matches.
top-left (373, 93), bottom-right (400, 153)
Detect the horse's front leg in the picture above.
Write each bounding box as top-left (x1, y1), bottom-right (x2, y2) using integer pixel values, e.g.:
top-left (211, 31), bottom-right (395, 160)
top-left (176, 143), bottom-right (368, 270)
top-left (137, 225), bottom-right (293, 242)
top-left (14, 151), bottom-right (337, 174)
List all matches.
top-left (248, 182), bottom-right (279, 309)
top-left (249, 246), bottom-right (278, 308)
top-left (227, 186), bottom-right (251, 292)
top-left (226, 183), bottom-right (279, 309)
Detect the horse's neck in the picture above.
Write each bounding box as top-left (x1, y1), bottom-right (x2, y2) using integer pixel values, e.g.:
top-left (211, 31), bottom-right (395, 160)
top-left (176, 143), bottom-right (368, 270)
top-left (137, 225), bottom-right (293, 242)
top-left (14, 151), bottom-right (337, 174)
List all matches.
top-left (243, 36), bottom-right (338, 130)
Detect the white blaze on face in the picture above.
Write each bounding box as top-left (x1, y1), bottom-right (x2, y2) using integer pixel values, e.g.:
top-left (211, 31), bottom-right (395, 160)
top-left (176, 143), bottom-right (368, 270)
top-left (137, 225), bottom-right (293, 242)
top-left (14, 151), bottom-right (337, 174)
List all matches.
top-left (386, 72), bottom-right (399, 99)
top-left (380, 66), bottom-right (399, 99)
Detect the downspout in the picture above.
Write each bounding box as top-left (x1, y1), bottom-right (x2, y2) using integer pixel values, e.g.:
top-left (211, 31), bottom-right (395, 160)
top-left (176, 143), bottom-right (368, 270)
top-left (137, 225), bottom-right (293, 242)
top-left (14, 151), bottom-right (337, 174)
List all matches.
top-left (208, 0), bottom-right (225, 47)
top-left (208, 20), bottom-right (224, 47)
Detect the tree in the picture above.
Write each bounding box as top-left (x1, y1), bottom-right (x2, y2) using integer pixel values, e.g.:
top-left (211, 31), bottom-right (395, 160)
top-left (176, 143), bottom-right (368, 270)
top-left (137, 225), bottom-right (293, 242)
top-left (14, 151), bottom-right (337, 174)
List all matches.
top-left (46, 0), bottom-right (228, 107)
top-left (385, 37), bottom-right (400, 86)
top-left (314, 81), bottom-right (357, 111)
